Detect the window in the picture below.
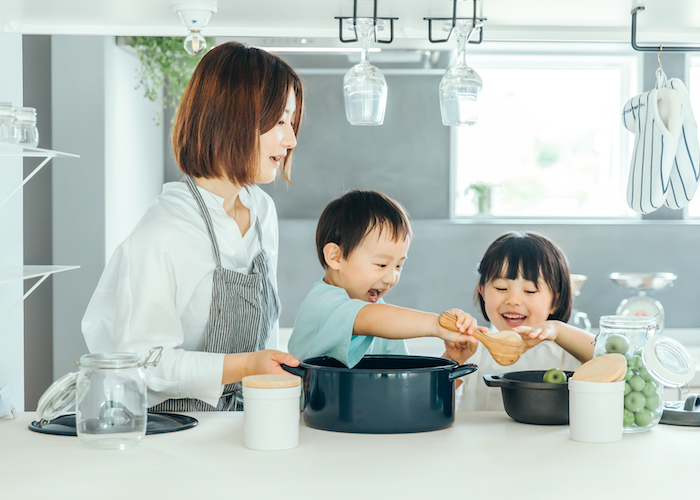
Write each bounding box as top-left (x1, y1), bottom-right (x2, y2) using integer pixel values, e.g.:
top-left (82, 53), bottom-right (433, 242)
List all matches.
top-left (453, 50), bottom-right (639, 218)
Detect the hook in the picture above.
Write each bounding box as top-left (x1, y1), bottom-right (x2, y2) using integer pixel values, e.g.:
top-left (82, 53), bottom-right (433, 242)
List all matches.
top-left (658, 44), bottom-right (663, 73)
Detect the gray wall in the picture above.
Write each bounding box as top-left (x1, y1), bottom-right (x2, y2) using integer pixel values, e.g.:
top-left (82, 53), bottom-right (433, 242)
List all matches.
top-left (22, 35), bottom-right (53, 409)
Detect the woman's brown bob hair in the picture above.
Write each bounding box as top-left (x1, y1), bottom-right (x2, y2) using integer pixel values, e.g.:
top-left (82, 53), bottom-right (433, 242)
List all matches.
top-left (172, 41), bottom-right (303, 185)
top-left (475, 232), bottom-right (572, 323)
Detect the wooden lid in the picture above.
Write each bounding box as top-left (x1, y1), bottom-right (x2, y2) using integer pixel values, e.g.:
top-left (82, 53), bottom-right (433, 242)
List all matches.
top-left (572, 353), bottom-right (627, 382)
top-left (242, 374), bottom-right (301, 388)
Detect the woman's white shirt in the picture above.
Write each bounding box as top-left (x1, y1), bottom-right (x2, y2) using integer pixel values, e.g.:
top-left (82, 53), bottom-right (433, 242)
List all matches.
top-left (457, 332), bottom-right (581, 411)
top-left (82, 181), bottom-right (279, 408)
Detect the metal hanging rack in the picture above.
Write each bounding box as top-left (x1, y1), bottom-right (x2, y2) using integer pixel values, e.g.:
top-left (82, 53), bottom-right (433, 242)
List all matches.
top-left (631, 5), bottom-right (700, 52)
top-left (424, 0), bottom-right (487, 44)
top-left (335, 0), bottom-right (398, 44)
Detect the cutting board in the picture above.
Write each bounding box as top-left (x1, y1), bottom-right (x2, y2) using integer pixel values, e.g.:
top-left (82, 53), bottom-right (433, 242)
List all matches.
top-left (572, 353), bottom-right (627, 382)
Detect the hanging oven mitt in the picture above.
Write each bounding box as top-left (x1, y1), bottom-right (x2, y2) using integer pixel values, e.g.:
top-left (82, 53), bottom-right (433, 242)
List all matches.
top-left (622, 87), bottom-right (683, 214)
top-left (664, 78), bottom-right (700, 209)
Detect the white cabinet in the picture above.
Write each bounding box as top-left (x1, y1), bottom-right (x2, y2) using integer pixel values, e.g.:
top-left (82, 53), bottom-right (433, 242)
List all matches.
top-left (0, 144), bottom-right (79, 412)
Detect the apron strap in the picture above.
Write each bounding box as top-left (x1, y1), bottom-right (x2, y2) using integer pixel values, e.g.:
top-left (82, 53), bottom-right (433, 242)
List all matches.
top-left (185, 176), bottom-right (222, 267)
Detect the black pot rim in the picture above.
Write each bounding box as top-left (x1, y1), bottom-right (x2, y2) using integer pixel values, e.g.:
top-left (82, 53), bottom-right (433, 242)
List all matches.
top-left (301, 354), bottom-right (458, 374)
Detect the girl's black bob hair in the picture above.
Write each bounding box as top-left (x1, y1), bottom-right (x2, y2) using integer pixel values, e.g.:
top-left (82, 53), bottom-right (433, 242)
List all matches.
top-left (475, 231), bottom-right (572, 323)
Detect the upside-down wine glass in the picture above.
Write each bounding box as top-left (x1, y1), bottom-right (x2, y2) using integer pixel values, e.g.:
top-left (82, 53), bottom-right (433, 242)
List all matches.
top-left (343, 18), bottom-right (387, 126)
top-left (439, 20), bottom-right (483, 126)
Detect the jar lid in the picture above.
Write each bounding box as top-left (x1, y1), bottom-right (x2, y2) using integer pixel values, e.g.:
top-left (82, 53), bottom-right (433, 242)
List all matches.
top-left (35, 371), bottom-right (79, 423)
top-left (242, 374), bottom-right (301, 388)
top-left (599, 314), bottom-right (657, 328)
top-left (642, 335), bottom-right (696, 387)
top-left (79, 352), bottom-right (141, 369)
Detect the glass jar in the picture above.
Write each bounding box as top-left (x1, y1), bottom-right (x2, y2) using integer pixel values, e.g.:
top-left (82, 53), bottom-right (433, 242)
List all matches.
top-left (593, 315), bottom-right (661, 433)
top-left (0, 102), bottom-right (18, 144)
top-left (76, 353), bottom-right (147, 450)
top-left (14, 106), bottom-right (38, 148)
top-left (593, 315), bottom-right (696, 433)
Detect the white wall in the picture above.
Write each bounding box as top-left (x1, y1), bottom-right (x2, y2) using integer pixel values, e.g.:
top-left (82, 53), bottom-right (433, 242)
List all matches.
top-left (0, 33), bottom-right (25, 412)
top-left (104, 43), bottom-right (163, 261)
top-left (52, 36), bottom-right (163, 379)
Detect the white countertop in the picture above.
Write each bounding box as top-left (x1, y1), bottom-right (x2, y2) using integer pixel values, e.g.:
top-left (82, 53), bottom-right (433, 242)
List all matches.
top-left (1, 411), bottom-right (697, 499)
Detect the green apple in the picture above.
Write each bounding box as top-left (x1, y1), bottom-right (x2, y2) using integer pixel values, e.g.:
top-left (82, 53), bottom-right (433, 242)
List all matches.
top-left (623, 409), bottom-right (635, 427)
top-left (627, 355), bottom-right (643, 370)
top-left (635, 408), bottom-right (655, 427)
top-left (629, 375), bottom-right (646, 392)
top-left (542, 368), bottom-right (567, 383)
top-left (624, 382), bottom-right (631, 396)
top-left (624, 392), bottom-right (647, 413)
top-left (641, 380), bottom-right (658, 398)
top-left (645, 393), bottom-right (660, 410)
top-left (624, 367), bottom-right (634, 381)
top-left (638, 366), bottom-right (653, 382)
top-left (605, 334), bottom-right (630, 354)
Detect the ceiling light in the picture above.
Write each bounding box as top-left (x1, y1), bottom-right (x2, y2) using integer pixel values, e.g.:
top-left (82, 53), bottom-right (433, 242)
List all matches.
top-left (173, 1), bottom-right (217, 56)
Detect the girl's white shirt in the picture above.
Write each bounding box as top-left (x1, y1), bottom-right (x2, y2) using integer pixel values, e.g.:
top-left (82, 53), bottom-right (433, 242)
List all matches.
top-left (457, 326), bottom-right (581, 411)
top-left (81, 181), bottom-right (279, 408)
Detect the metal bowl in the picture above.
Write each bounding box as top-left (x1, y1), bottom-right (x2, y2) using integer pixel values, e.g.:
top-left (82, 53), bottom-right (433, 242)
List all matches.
top-left (570, 274), bottom-right (587, 297)
top-left (609, 272), bottom-right (677, 291)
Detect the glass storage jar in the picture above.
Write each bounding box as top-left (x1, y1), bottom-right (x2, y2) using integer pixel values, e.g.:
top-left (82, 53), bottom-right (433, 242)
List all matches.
top-left (75, 353), bottom-right (148, 450)
top-left (0, 102), bottom-right (18, 144)
top-left (14, 106), bottom-right (38, 147)
top-left (593, 315), bottom-right (695, 433)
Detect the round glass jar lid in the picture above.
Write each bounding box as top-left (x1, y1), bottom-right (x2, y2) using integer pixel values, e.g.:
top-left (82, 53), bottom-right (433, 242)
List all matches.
top-left (643, 335), bottom-right (696, 387)
top-left (35, 371), bottom-right (78, 424)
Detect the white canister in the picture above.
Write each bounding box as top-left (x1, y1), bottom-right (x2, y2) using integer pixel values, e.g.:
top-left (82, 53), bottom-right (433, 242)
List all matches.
top-left (569, 379), bottom-right (625, 443)
top-left (242, 374), bottom-right (301, 451)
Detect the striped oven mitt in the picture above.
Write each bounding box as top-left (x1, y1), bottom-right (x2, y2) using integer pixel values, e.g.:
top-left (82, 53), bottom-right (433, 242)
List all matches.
top-left (664, 78), bottom-right (700, 209)
top-left (622, 88), bottom-right (683, 214)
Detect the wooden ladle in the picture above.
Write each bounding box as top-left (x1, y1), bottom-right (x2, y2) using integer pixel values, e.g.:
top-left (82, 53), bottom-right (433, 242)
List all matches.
top-left (438, 311), bottom-right (525, 366)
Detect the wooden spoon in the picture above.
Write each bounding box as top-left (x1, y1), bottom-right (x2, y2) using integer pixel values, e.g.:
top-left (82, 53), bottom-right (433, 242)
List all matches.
top-left (438, 311), bottom-right (524, 366)
top-left (571, 353), bottom-right (627, 382)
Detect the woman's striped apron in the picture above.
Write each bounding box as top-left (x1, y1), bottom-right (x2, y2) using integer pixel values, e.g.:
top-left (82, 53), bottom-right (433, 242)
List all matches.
top-left (150, 176), bottom-right (281, 411)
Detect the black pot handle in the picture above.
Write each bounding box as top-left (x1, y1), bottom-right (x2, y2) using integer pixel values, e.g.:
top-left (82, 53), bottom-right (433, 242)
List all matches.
top-left (449, 363), bottom-right (478, 381)
top-left (281, 364), bottom-right (306, 378)
top-left (482, 374), bottom-right (505, 387)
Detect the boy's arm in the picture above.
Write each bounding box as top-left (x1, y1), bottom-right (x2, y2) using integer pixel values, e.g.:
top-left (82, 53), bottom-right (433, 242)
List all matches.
top-left (353, 304), bottom-right (478, 343)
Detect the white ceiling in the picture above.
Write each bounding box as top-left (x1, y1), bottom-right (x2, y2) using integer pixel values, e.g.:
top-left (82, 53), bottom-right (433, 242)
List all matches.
top-left (2, 0), bottom-right (700, 50)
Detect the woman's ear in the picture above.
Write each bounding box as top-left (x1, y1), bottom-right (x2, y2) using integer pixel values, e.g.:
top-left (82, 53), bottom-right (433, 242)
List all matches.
top-left (323, 243), bottom-right (342, 271)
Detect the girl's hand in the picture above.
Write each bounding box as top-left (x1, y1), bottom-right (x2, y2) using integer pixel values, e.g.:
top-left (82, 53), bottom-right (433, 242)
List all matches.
top-left (435, 309), bottom-right (479, 344)
top-left (512, 321), bottom-right (558, 352)
top-left (443, 325), bottom-right (487, 364)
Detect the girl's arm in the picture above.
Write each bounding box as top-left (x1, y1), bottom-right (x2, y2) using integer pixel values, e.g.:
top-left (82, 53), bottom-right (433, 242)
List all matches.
top-left (353, 304), bottom-right (479, 344)
top-left (514, 321), bottom-right (595, 363)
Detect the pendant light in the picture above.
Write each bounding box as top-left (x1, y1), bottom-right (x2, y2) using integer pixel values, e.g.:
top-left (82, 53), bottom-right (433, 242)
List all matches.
top-left (173, 1), bottom-right (217, 56)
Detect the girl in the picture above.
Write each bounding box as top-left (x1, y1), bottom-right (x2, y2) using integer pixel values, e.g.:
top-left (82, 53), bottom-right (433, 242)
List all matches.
top-left (459, 231), bottom-right (595, 411)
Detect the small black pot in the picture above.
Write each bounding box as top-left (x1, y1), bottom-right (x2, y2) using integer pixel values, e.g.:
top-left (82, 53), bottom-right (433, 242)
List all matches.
top-left (483, 370), bottom-right (573, 425)
top-left (283, 355), bottom-right (477, 434)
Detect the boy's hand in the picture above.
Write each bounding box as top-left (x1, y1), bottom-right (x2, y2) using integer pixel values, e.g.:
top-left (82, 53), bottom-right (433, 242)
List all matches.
top-left (512, 321), bottom-right (558, 352)
top-left (435, 308), bottom-right (479, 344)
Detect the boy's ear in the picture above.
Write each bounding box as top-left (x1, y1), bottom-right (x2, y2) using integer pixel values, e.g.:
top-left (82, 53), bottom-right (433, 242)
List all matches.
top-left (323, 242), bottom-right (342, 271)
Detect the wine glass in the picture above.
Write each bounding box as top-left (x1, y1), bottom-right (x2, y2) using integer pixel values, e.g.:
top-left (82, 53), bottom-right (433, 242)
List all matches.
top-left (439, 20), bottom-right (483, 126)
top-left (343, 18), bottom-right (387, 126)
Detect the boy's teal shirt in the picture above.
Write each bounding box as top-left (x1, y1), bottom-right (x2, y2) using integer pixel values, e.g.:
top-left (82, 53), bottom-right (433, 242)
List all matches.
top-left (289, 280), bottom-right (408, 367)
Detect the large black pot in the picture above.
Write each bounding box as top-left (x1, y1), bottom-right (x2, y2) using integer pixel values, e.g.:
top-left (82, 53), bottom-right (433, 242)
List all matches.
top-left (282, 355), bottom-right (477, 434)
top-left (483, 370), bottom-right (573, 425)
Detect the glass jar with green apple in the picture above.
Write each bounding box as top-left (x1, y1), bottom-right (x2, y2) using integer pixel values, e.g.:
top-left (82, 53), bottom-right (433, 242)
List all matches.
top-left (593, 315), bottom-right (695, 433)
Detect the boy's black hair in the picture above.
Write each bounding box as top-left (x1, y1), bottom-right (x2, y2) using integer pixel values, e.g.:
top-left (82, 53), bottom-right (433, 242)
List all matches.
top-left (475, 231), bottom-right (572, 323)
top-left (315, 190), bottom-right (412, 269)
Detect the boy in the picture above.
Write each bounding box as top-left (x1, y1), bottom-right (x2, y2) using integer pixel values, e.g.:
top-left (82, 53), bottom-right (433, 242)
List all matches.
top-left (289, 190), bottom-right (480, 368)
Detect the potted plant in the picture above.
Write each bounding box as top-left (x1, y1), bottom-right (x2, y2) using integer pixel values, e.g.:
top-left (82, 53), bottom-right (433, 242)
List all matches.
top-left (128, 36), bottom-right (214, 124)
top-left (465, 181), bottom-right (497, 215)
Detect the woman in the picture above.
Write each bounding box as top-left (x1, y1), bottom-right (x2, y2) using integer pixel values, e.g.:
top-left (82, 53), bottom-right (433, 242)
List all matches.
top-left (82, 41), bottom-right (303, 411)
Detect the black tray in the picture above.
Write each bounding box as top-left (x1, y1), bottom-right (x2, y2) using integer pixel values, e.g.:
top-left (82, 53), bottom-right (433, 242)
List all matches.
top-left (28, 412), bottom-right (198, 436)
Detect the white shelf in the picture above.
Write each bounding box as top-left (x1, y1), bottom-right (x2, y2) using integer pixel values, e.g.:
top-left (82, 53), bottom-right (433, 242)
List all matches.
top-left (0, 265), bottom-right (80, 285)
top-left (0, 146), bottom-right (80, 210)
top-left (0, 265), bottom-right (80, 326)
top-left (0, 145), bottom-right (79, 158)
